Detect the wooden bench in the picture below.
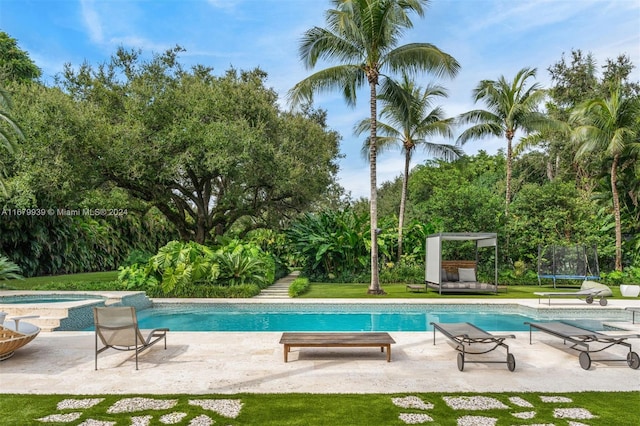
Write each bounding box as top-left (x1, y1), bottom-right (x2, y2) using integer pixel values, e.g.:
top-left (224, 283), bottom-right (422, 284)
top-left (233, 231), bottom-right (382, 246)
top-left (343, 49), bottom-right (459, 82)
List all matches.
top-left (279, 332), bottom-right (396, 362)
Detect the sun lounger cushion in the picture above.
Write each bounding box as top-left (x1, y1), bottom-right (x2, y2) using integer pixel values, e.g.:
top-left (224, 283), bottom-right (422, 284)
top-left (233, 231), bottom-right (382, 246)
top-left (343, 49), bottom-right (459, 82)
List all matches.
top-left (581, 280), bottom-right (612, 297)
top-left (458, 268), bottom-right (476, 282)
top-left (438, 282), bottom-right (495, 290)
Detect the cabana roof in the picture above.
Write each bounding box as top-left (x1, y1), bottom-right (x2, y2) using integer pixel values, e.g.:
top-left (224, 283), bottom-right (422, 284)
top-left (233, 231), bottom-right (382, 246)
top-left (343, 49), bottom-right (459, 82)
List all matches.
top-left (427, 232), bottom-right (497, 244)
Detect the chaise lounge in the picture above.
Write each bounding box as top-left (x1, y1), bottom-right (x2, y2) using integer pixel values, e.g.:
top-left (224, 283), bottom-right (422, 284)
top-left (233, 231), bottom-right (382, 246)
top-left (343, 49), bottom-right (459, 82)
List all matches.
top-left (431, 322), bottom-right (516, 371)
top-left (525, 321), bottom-right (640, 370)
top-left (534, 288), bottom-right (609, 306)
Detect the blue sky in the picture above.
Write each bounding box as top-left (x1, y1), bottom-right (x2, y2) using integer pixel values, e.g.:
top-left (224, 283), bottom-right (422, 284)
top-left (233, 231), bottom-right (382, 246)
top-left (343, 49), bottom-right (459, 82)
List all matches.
top-left (1, 0), bottom-right (639, 199)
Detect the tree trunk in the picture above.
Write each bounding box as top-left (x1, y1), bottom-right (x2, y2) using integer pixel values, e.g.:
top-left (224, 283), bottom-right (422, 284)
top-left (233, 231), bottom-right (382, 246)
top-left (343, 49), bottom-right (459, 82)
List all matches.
top-left (611, 155), bottom-right (623, 272)
top-left (505, 131), bottom-right (513, 216)
top-left (397, 149), bottom-right (411, 262)
top-left (367, 80), bottom-right (383, 294)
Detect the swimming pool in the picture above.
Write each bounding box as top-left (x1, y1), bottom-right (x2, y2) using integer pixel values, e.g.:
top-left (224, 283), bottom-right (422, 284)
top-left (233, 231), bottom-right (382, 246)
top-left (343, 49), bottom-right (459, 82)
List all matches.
top-left (110, 302), bottom-right (627, 332)
top-left (0, 294), bottom-right (106, 304)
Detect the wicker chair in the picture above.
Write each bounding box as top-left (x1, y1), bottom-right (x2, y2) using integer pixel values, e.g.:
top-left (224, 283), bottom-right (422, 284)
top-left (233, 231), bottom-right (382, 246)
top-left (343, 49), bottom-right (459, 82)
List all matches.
top-left (0, 316), bottom-right (41, 361)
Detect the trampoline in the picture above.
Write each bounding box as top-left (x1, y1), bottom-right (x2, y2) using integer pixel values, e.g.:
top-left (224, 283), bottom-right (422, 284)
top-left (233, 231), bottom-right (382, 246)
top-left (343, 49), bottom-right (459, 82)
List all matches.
top-left (537, 245), bottom-right (600, 288)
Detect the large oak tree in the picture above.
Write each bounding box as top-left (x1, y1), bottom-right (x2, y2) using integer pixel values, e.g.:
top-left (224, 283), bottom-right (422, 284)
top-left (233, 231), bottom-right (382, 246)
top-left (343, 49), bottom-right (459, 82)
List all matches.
top-left (13, 47), bottom-right (341, 244)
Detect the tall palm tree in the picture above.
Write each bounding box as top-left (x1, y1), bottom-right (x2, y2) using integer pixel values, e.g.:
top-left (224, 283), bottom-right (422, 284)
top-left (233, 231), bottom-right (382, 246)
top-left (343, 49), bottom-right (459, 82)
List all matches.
top-left (0, 86), bottom-right (24, 195)
top-left (571, 83), bottom-right (640, 272)
top-left (355, 75), bottom-right (461, 261)
top-left (289, 0), bottom-right (459, 294)
top-left (457, 67), bottom-right (547, 216)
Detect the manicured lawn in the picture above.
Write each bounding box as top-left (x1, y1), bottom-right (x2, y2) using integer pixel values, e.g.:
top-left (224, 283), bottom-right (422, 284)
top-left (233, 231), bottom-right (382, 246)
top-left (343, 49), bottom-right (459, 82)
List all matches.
top-left (0, 271), bottom-right (118, 290)
top-left (298, 281), bottom-right (628, 299)
top-left (0, 392), bottom-right (638, 425)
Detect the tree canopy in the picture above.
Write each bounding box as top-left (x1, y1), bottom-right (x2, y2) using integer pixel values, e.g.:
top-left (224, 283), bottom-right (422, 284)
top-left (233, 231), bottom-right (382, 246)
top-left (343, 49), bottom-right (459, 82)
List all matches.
top-left (7, 47), bottom-right (341, 245)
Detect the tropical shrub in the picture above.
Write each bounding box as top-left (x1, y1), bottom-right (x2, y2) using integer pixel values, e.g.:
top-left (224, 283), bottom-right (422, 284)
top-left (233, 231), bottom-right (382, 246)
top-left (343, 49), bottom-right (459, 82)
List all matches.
top-left (118, 239), bottom-right (275, 297)
top-left (214, 240), bottom-right (274, 288)
top-left (0, 212), bottom-right (175, 277)
top-left (121, 249), bottom-right (154, 267)
top-left (0, 255), bottom-right (22, 280)
top-left (245, 228), bottom-right (292, 279)
top-left (379, 260), bottom-right (423, 284)
top-left (288, 277), bottom-right (310, 297)
top-left (286, 210), bottom-right (370, 281)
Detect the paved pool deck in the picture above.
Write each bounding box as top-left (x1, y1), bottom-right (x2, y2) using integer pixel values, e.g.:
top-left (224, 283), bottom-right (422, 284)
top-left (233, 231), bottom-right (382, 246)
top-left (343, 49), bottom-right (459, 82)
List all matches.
top-left (2, 297), bottom-right (640, 395)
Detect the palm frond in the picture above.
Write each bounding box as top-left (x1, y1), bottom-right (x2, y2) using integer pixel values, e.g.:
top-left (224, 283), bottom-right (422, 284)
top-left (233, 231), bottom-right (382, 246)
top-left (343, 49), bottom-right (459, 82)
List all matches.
top-left (288, 65), bottom-right (364, 108)
top-left (385, 43), bottom-right (460, 79)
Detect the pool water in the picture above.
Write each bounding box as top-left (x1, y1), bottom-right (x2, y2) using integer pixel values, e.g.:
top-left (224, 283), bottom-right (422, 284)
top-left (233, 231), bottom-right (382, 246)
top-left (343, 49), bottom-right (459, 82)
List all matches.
top-left (135, 310), bottom-right (534, 332)
top-left (111, 303), bottom-right (617, 332)
top-left (0, 296), bottom-right (104, 304)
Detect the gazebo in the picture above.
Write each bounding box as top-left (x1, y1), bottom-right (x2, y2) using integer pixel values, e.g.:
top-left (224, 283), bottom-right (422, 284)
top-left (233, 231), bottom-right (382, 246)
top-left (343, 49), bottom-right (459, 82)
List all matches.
top-left (424, 232), bottom-right (498, 294)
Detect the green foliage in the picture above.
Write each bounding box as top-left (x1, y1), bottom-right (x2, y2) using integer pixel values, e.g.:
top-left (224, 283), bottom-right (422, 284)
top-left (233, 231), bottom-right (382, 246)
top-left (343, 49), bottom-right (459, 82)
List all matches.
top-left (0, 212), bottom-right (174, 277)
top-left (148, 241), bottom-right (219, 294)
top-left (214, 240), bottom-right (274, 288)
top-left (286, 210), bottom-right (370, 281)
top-left (0, 255), bottom-right (22, 280)
top-left (507, 180), bottom-right (599, 264)
top-left (601, 266), bottom-right (640, 285)
top-left (0, 32), bottom-right (42, 82)
top-left (379, 260), bottom-right (423, 284)
top-left (118, 239), bottom-right (274, 297)
top-left (121, 249), bottom-right (154, 267)
top-left (245, 229), bottom-right (292, 279)
top-left (53, 48), bottom-right (340, 244)
top-left (29, 280), bottom-right (123, 291)
top-left (288, 277), bottom-right (310, 297)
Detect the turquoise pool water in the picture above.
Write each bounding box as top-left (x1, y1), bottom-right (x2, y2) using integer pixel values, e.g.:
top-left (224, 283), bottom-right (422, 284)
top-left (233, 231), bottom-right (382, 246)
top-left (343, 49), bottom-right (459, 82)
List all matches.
top-left (110, 303), bottom-right (622, 332)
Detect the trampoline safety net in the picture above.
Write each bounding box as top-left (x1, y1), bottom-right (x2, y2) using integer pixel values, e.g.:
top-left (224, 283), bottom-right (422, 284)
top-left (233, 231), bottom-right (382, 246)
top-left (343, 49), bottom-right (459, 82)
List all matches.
top-left (537, 245), bottom-right (600, 287)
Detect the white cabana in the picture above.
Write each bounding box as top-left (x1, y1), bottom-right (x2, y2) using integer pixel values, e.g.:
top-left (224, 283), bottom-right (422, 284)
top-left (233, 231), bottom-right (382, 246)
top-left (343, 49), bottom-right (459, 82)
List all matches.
top-left (425, 232), bottom-right (498, 294)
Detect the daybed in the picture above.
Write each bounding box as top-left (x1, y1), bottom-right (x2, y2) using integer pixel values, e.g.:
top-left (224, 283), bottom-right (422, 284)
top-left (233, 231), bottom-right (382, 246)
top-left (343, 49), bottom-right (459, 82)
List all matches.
top-left (424, 233), bottom-right (499, 294)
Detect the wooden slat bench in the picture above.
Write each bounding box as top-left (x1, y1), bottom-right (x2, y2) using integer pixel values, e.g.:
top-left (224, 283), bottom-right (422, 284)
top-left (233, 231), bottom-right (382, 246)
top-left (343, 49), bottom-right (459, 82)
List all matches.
top-left (279, 332), bottom-right (396, 362)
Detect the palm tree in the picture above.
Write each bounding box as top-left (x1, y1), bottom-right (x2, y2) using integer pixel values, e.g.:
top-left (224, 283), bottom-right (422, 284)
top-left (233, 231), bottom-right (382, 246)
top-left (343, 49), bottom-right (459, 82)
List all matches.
top-left (0, 86), bottom-right (24, 195)
top-left (457, 67), bottom-right (547, 216)
top-left (355, 75), bottom-right (461, 261)
top-left (571, 83), bottom-right (640, 272)
top-left (288, 0), bottom-right (459, 294)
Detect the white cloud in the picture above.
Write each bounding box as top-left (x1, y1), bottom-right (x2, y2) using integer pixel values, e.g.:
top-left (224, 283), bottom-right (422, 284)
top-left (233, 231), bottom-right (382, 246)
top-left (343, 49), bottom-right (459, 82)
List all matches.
top-left (80, 0), bottom-right (103, 43)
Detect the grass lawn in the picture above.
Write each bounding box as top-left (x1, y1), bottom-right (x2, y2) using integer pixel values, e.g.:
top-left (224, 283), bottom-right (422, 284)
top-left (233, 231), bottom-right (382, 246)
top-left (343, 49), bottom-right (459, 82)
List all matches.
top-left (1, 392), bottom-right (638, 425)
top-left (0, 271), bottom-right (118, 290)
top-left (3, 271), bottom-right (633, 301)
top-left (297, 281), bottom-right (629, 299)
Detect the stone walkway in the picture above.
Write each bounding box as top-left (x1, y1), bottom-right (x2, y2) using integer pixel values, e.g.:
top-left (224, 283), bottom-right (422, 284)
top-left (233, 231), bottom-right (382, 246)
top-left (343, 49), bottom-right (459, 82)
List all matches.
top-left (253, 271), bottom-right (300, 298)
top-left (33, 394), bottom-right (600, 425)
